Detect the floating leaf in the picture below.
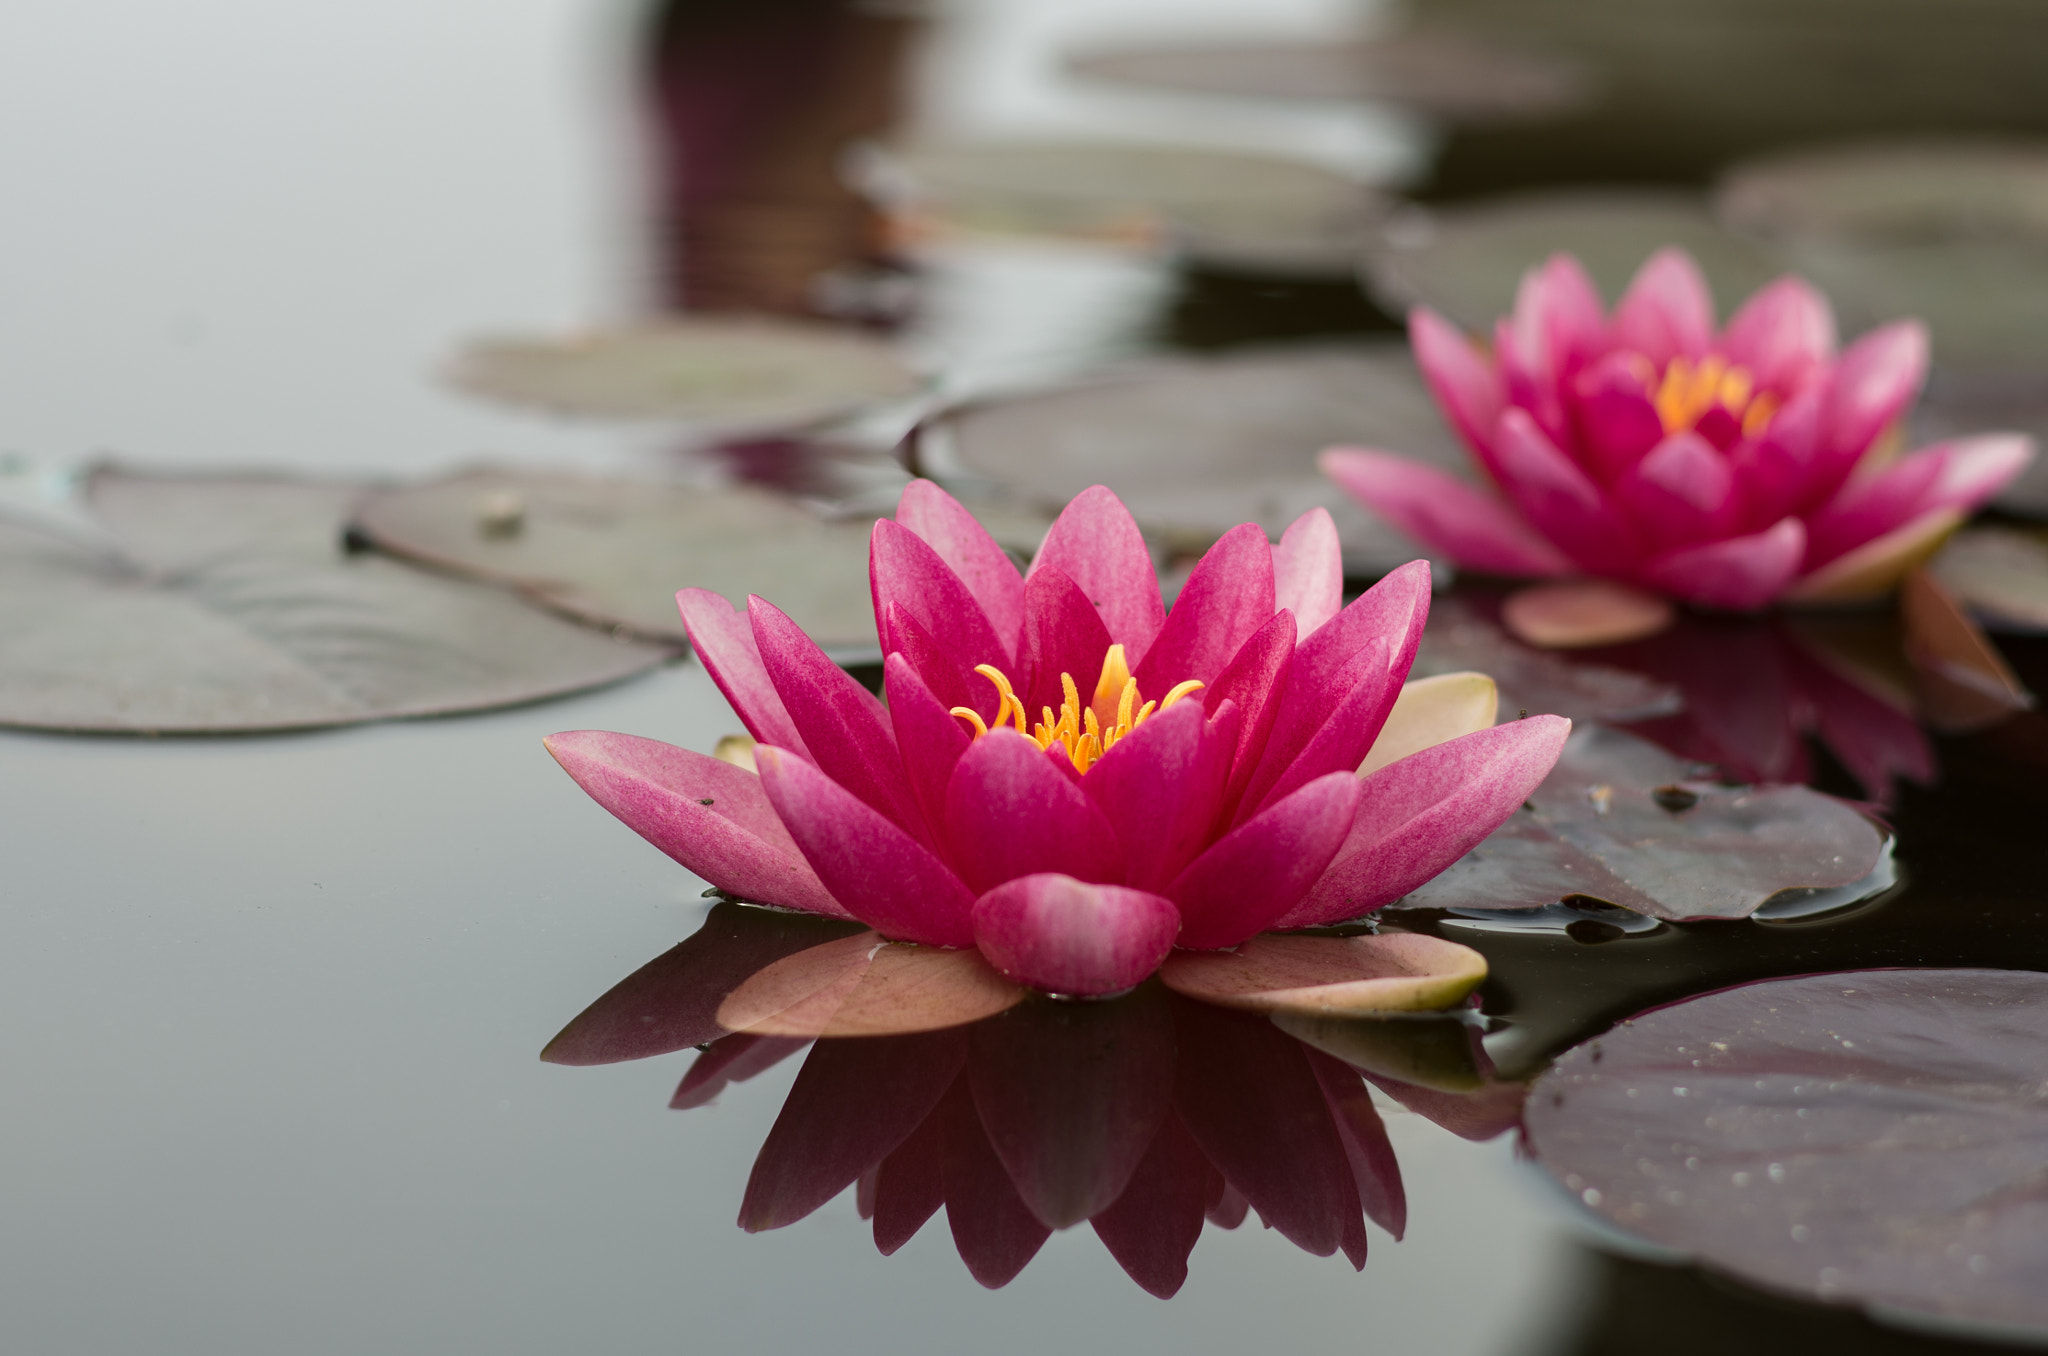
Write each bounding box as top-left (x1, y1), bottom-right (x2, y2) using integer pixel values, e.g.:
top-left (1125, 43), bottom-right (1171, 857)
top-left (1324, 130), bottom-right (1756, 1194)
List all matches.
top-left (1928, 525), bottom-right (2048, 633)
top-left (1159, 933), bottom-right (1488, 1016)
top-left (0, 470), bottom-right (669, 734)
top-left (1525, 968), bottom-right (2048, 1333)
top-left (1899, 567), bottom-right (2031, 732)
top-left (1398, 724), bottom-right (1886, 921)
top-left (445, 317), bottom-right (921, 428)
top-left (351, 470), bottom-right (893, 654)
top-left (925, 343), bottom-right (1469, 567)
top-left (1501, 579), bottom-right (1676, 650)
top-left (1413, 596), bottom-right (1682, 723)
top-left (716, 933), bottom-right (1025, 1038)
top-left (1362, 192), bottom-right (1782, 334)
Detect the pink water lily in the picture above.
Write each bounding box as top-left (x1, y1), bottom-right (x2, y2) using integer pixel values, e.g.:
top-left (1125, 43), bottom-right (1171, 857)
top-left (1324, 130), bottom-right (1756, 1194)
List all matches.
top-left (1324, 248), bottom-right (2034, 611)
top-left (545, 481), bottom-right (1568, 997)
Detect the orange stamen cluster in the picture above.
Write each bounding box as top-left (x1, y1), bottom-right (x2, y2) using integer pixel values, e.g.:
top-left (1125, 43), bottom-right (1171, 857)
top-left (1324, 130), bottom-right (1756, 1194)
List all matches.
top-left (1647, 354), bottom-right (1779, 440)
top-left (950, 643), bottom-right (1204, 775)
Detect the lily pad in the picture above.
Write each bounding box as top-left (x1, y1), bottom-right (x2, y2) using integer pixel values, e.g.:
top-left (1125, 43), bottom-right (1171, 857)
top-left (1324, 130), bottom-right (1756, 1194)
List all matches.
top-left (1397, 724), bottom-right (1887, 921)
top-left (1412, 596), bottom-right (1683, 723)
top-left (444, 317), bottom-right (922, 429)
top-left (351, 470), bottom-right (892, 655)
top-left (1524, 968), bottom-right (2048, 1333)
top-left (1928, 525), bottom-right (2048, 634)
top-left (923, 343), bottom-right (1468, 567)
top-left (1501, 580), bottom-right (1676, 650)
top-left (0, 470), bottom-right (670, 734)
top-left (1361, 191), bottom-right (1783, 334)
top-left (1158, 933), bottom-right (1488, 1016)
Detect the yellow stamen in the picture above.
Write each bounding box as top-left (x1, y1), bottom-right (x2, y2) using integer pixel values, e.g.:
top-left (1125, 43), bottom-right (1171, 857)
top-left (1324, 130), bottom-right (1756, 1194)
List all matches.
top-left (1160, 679), bottom-right (1205, 710)
top-left (951, 645), bottom-right (1206, 776)
top-left (950, 706), bottom-right (989, 738)
top-left (1090, 644), bottom-right (1131, 728)
top-left (1649, 354), bottom-right (1777, 440)
top-left (973, 663), bottom-right (1028, 734)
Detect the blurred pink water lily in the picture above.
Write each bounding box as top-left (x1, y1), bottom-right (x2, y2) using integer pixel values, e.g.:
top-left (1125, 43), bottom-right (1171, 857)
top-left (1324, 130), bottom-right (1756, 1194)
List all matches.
top-left (1324, 248), bottom-right (2034, 611)
top-left (545, 481), bottom-right (1569, 997)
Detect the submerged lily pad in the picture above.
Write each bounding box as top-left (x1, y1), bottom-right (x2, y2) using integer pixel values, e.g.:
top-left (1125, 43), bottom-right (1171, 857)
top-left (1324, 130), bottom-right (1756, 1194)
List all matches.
top-left (1397, 724), bottom-right (1886, 921)
top-left (924, 343), bottom-right (1467, 566)
top-left (351, 471), bottom-right (892, 655)
top-left (445, 318), bottom-right (922, 429)
top-left (0, 470), bottom-right (670, 734)
top-left (1525, 968), bottom-right (2048, 1333)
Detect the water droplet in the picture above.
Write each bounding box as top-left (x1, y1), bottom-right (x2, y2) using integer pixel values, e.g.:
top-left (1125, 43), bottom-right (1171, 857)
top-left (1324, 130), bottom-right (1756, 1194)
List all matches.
top-left (1791, 1224), bottom-right (1811, 1242)
top-left (1581, 1187), bottom-right (1603, 1206)
top-left (1768, 1163), bottom-right (1787, 1183)
top-left (1970, 1255), bottom-right (1990, 1275)
top-left (1732, 1172), bottom-right (1751, 1187)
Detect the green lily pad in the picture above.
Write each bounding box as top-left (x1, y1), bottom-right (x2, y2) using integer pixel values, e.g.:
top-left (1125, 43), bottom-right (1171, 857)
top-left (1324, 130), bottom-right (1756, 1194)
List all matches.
top-left (0, 470), bottom-right (669, 734)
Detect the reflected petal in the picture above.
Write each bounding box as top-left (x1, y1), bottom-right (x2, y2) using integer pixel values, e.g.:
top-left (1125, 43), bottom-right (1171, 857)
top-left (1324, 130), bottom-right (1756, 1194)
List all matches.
top-left (939, 1080), bottom-right (1052, 1289)
top-left (1089, 1112), bottom-right (1213, 1299)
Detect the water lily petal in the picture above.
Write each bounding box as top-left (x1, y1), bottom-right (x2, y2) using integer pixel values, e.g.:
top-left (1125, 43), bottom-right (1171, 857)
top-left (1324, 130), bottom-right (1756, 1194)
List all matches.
top-left (1272, 506), bottom-right (1344, 639)
top-left (895, 479), bottom-right (1025, 662)
top-left (881, 601), bottom-right (986, 721)
top-left (1282, 715), bottom-right (1571, 928)
top-left (752, 596), bottom-right (929, 844)
top-left (1900, 568), bottom-right (2031, 733)
top-left (1788, 507), bottom-right (1963, 603)
top-left (1090, 1113), bottom-right (1212, 1299)
top-left (1637, 517), bottom-right (1808, 612)
top-left (676, 588), bottom-right (811, 759)
top-left (542, 730), bottom-right (845, 917)
top-left (739, 1028), bottom-right (967, 1232)
top-left (1822, 320), bottom-right (1927, 469)
top-left (971, 875), bottom-right (1181, 997)
top-left (1410, 306), bottom-right (1507, 464)
top-left (1136, 523), bottom-right (1277, 692)
top-left (1614, 429), bottom-right (1737, 543)
top-left (1512, 253), bottom-right (1607, 381)
top-left (1159, 933), bottom-right (1488, 1016)
top-left (884, 654), bottom-right (969, 853)
top-left (1241, 638), bottom-right (1395, 816)
top-left (1610, 246), bottom-right (1715, 366)
top-left (945, 729), bottom-right (1126, 892)
top-left (670, 1032), bottom-right (811, 1110)
top-left (1500, 580), bottom-right (1676, 649)
top-left (755, 745), bottom-right (978, 946)
top-left (1086, 699), bottom-right (1239, 891)
top-left (1359, 671), bottom-right (1498, 777)
top-left (718, 933), bottom-right (1025, 1038)
top-left (1170, 771), bottom-right (1364, 949)
top-left (1320, 448), bottom-right (1575, 578)
top-left (1027, 484), bottom-right (1164, 664)
top-left (1569, 350), bottom-right (1667, 483)
top-left (1807, 434), bottom-right (2034, 568)
top-left (1366, 1073), bottom-right (1528, 1143)
top-left (1306, 1050), bottom-right (1407, 1241)
top-left (939, 1080), bottom-right (1052, 1288)
top-left (1204, 609), bottom-right (1297, 821)
top-left (1728, 384), bottom-right (1824, 527)
top-left (1018, 564), bottom-right (1116, 722)
top-left (872, 1110), bottom-right (947, 1256)
top-left (1494, 407), bottom-right (1647, 574)
top-left (870, 517), bottom-right (1013, 679)
top-left (1719, 274), bottom-right (1836, 393)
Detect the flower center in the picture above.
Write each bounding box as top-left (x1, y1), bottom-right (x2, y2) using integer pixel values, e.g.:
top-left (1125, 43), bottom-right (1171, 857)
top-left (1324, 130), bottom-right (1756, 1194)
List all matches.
top-left (950, 643), bottom-right (1205, 775)
top-left (1645, 354), bottom-right (1779, 441)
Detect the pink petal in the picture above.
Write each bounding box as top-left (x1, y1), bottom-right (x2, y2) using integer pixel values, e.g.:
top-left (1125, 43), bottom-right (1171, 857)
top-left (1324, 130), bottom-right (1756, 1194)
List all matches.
top-left (1806, 433), bottom-right (2034, 568)
top-left (754, 745), bottom-right (978, 946)
top-left (1204, 610), bottom-right (1296, 822)
top-left (1027, 484), bottom-right (1164, 664)
top-left (1638, 516), bottom-right (1808, 611)
top-left (1086, 699), bottom-right (1239, 892)
top-left (717, 934), bottom-right (1024, 1038)
top-left (873, 1111), bottom-right (947, 1255)
top-left (1135, 522), bottom-right (1277, 691)
top-left (971, 875), bottom-right (1181, 996)
top-left (1089, 1113), bottom-right (1211, 1299)
top-left (670, 1033), bottom-right (811, 1110)
top-left (1569, 350), bottom-right (1666, 482)
top-left (883, 654), bottom-right (969, 854)
top-left (1718, 275), bottom-right (1837, 393)
top-left (1169, 771), bottom-right (1364, 949)
top-left (871, 518), bottom-right (1013, 676)
top-left (1320, 448), bottom-right (1574, 578)
top-left (1512, 253), bottom-right (1607, 380)
top-left (542, 730), bottom-right (845, 916)
top-left (676, 588), bottom-right (811, 760)
top-left (880, 601), bottom-right (985, 719)
top-left (1280, 715), bottom-right (1571, 928)
top-left (751, 596), bottom-right (929, 845)
top-left (1409, 306), bottom-right (1507, 464)
top-left (1613, 429), bottom-right (1737, 543)
top-left (1307, 1051), bottom-right (1407, 1240)
top-left (895, 479), bottom-right (1025, 661)
top-left (1609, 246), bottom-right (1715, 365)
top-left (939, 1080), bottom-right (1052, 1288)
top-left (1018, 564), bottom-right (1116, 722)
top-left (1821, 319), bottom-right (1928, 466)
top-left (1239, 637), bottom-right (1394, 816)
top-left (1726, 383), bottom-right (1823, 527)
top-left (944, 729), bottom-right (1125, 893)
top-left (1493, 407), bottom-right (1647, 574)
top-left (1272, 506), bottom-right (1344, 639)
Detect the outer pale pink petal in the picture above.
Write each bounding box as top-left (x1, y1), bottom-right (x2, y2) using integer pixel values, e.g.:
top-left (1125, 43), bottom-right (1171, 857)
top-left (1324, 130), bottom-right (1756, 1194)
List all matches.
top-left (1018, 564), bottom-right (1116, 721)
top-left (677, 588), bottom-right (811, 760)
top-left (1084, 699), bottom-right (1239, 892)
top-left (1169, 771), bottom-right (1364, 949)
top-left (895, 479), bottom-right (1026, 662)
top-left (1320, 449), bottom-right (1573, 579)
top-left (1516, 254), bottom-right (1607, 372)
top-left (1569, 350), bottom-right (1666, 482)
top-left (1718, 275), bottom-right (1837, 392)
top-left (1027, 484), bottom-right (1164, 663)
top-left (1241, 637), bottom-right (1394, 820)
top-left (1278, 715), bottom-right (1571, 928)
top-left (1613, 429), bottom-right (1737, 544)
top-left (1136, 522), bottom-right (1277, 692)
top-left (1636, 516), bottom-right (1806, 611)
top-left (1493, 408), bottom-right (1647, 574)
top-left (1822, 320), bottom-right (1928, 464)
top-left (884, 654), bottom-right (970, 853)
top-left (970, 874), bottom-right (1181, 996)
top-left (1609, 247), bottom-right (1715, 365)
top-left (1409, 306), bottom-right (1507, 463)
top-left (1806, 433), bottom-right (2033, 567)
top-left (944, 729), bottom-right (1125, 893)
top-left (751, 597), bottom-right (930, 846)
top-left (754, 745), bottom-right (978, 947)
top-left (871, 518), bottom-right (1012, 675)
top-left (543, 731), bottom-right (847, 916)
top-left (1273, 507), bottom-right (1344, 639)
top-left (1205, 610), bottom-right (1296, 818)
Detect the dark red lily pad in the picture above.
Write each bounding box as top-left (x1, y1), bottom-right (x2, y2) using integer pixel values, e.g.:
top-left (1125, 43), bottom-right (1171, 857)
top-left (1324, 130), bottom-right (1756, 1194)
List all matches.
top-left (1397, 725), bottom-right (1886, 921)
top-left (1525, 968), bottom-right (2048, 1333)
top-left (0, 470), bottom-right (670, 734)
top-left (1414, 596), bottom-right (1682, 724)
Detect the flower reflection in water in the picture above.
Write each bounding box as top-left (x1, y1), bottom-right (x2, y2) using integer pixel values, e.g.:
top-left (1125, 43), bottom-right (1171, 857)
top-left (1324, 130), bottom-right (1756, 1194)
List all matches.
top-left (545, 903), bottom-right (1523, 1297)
